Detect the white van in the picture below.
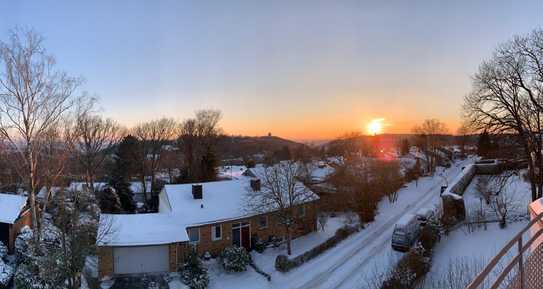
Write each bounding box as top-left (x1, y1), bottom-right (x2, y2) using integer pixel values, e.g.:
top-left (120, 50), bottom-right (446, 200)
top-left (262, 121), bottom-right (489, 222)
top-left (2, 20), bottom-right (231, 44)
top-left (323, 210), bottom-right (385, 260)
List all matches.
top-left (391, 213), bottom-right (421, 252)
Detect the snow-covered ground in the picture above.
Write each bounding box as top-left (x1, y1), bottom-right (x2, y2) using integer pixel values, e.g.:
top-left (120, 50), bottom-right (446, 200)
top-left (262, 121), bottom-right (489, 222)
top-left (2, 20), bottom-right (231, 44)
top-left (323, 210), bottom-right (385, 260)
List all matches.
top-left (419, 171), bottom-right (531, 288)
top-left (205, 157), bottom-right (476, 289)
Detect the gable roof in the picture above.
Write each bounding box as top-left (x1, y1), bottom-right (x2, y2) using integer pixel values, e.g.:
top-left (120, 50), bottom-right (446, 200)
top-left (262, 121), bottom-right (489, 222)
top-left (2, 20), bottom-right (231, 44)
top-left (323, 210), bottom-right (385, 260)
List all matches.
top-left (0, 193), bottom-right (27, 224)
top-left (162, 177), bottom-right (319, 227)
top-left (98, 164), bottom-right (320, 247)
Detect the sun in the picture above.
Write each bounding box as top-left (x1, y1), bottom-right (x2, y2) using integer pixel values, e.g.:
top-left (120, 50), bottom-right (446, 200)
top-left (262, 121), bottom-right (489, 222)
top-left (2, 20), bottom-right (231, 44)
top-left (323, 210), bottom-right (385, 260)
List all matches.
top-left (367, 118), bottom-right (384, 135)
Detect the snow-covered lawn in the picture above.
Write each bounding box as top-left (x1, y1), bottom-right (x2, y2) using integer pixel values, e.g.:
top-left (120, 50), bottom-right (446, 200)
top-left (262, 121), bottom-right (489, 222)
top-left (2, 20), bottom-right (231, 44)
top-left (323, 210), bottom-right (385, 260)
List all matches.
top-left (420, 221), bottom-right (527, 288)
top-left (204, 157), bottom-right (476, 289)
top-left (420, 171), bottom-right (532, 288)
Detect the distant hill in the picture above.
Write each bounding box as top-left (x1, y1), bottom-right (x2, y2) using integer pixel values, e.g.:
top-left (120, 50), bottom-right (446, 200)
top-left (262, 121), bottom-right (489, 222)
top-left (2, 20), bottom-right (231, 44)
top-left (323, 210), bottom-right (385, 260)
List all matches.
top-left (217, 135), bottom-right (305, 159)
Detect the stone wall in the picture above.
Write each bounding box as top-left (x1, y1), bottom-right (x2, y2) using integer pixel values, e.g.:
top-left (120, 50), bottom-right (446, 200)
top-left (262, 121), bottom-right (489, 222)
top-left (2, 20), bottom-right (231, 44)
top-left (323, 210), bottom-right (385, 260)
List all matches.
top-left (441, 159), bottom-right (511, 225)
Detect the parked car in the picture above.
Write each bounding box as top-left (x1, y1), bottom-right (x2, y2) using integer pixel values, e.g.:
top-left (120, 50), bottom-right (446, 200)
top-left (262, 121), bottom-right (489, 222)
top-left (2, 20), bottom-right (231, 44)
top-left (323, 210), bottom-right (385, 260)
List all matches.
top-left (391, 213), bottom-right (421, 252)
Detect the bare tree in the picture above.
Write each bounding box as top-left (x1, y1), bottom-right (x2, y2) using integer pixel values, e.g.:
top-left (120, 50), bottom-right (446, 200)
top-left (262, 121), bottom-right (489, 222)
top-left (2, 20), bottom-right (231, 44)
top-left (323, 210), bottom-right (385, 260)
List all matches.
top-left (133, 117), bottom-right (178, 200)
top-left (68, 99), bottom-right (123, 192)
top-left (245, 161), bottom-right (317, 255)
top-left (413, 119), bottom-right (448, 173)
top-left (0, 28), bottom-right (80, 234)
top-left (178, 109), bottom-right (222, 182)
top-left (463, 28), bottom-right (543, 201)
top-left (456, 123), bottom-right (471, 156)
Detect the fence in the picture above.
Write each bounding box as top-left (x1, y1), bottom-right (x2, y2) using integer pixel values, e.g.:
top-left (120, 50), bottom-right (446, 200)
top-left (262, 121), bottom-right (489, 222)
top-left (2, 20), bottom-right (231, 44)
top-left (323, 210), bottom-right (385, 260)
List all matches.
top-left (465, 212), bottom-right (543, 289)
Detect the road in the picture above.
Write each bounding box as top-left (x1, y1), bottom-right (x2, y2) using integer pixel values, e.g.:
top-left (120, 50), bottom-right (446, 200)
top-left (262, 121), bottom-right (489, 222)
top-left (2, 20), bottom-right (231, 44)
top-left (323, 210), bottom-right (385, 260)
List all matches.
top-left (290, 158), bottom-right (474, 289)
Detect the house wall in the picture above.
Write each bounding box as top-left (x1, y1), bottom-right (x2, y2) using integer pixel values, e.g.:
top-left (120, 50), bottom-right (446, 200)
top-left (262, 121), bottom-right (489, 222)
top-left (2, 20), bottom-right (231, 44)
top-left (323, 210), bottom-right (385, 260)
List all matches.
top-left (98, 246), bottom-right (114, 279)
top-left (98, 201), bottom-right (319, 277)
top-left (183, 201), bottom-right (319, 258)
top-left (8, 208), bottom-right (32, 253)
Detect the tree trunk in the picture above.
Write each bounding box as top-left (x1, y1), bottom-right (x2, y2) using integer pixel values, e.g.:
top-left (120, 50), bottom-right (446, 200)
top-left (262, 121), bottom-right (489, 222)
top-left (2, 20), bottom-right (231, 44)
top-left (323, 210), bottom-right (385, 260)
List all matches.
top-left (285, 225), bottom-right (292, 255)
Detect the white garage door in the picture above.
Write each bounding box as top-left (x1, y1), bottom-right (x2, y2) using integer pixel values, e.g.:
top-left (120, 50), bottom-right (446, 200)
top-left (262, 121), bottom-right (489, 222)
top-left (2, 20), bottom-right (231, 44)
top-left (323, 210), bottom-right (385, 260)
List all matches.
top-left (114, 245), bottom-right (169, 274)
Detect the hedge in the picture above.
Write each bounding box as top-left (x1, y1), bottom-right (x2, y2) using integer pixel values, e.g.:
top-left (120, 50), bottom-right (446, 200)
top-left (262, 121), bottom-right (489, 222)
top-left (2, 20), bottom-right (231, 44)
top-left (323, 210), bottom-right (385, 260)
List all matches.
top-left (275, 225), bottom-right (358, 272)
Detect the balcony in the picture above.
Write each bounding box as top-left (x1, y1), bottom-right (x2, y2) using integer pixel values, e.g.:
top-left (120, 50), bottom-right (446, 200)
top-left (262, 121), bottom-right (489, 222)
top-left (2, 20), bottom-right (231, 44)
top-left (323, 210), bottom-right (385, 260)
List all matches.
top-left (466, 199), bottom-right (543, 289)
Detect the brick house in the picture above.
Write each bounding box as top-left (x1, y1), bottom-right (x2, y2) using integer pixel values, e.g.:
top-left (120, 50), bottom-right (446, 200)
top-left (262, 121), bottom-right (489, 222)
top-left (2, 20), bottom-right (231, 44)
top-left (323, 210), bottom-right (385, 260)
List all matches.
top-left (97, 176), bottom-right (319, 278)
top-left (0, 193), bottom-right (32, 253)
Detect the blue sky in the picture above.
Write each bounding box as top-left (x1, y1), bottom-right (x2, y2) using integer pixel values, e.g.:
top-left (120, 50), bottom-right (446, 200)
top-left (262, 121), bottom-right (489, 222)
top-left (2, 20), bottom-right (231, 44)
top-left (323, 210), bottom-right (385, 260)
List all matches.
top-left (2, 1), bottom-right (543, 140)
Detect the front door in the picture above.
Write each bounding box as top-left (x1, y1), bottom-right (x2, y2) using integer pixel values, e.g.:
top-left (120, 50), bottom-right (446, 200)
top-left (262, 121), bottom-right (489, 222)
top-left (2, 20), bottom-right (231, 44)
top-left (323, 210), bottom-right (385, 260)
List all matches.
top-left (241, 226), bottom-right (250, 250)
top-left (232, 222), bottom-right (251, 250)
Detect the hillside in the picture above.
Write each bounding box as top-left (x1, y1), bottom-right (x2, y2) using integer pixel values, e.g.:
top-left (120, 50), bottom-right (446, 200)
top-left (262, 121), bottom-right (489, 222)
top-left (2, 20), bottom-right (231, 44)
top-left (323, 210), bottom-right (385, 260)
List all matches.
top-left (217, 135), bottom-right (305, 159)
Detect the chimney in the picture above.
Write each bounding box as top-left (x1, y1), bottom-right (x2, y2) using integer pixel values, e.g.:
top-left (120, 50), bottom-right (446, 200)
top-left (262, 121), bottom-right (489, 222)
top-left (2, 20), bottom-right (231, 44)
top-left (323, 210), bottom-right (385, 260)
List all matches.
top-left (250, 178), bottom-right (261, 191)
top-left (192, 184), bottom-right (203, 199)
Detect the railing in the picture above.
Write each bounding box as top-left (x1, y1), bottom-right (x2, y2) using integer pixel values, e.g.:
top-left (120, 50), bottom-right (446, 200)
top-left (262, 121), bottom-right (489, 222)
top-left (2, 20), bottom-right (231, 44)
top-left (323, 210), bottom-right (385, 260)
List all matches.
top-left (466, 212), bottom-right (543, 289)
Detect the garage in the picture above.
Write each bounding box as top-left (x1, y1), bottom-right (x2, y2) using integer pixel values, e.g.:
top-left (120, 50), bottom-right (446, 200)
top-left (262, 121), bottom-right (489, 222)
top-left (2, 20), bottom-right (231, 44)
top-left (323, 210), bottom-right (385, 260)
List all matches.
top-left (113, 245), bottom-right (169, 274)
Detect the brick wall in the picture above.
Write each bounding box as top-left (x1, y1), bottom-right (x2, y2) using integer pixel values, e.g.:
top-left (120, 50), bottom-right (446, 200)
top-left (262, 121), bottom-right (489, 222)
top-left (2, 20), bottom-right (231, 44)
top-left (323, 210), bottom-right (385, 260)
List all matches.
top-left (98, 246), bottom-right (113, 279)
top-left (182, 201), bottom-right (319, 258)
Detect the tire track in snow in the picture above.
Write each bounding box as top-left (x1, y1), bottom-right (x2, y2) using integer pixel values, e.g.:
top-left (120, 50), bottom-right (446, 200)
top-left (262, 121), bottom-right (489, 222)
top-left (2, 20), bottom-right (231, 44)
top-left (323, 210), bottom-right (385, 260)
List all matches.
top-left (291, 160), bottom-right (471, 289)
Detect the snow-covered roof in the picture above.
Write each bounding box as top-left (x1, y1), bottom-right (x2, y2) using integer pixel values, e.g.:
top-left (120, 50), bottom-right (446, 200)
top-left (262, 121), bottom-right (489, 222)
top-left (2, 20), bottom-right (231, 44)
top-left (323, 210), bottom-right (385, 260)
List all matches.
top-left (0, 193), bottom-right (27, 224)
top-left (162, 179), bottom-right (318, 226)
top-left (97, 213), bottom-right (189, 246)
top-left (99, 163), bottom-right (320, 247)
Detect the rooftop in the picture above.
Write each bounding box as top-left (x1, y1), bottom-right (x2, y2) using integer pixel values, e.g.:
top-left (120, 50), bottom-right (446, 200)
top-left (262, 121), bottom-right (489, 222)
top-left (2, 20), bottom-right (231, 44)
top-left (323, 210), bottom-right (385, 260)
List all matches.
top-left (0, 193), bottom-right (27, 224)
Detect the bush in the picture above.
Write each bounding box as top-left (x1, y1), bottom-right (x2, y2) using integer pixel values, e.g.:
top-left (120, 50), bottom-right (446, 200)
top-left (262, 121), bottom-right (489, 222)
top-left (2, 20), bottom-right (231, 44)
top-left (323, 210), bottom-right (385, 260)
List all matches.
top-left (274, 255), bottom-right (291, 273)
top-left (381, 245), bottom-right (431, 289)
top-left (253, 239), bottom-right (266, 254)
top-left (0, 242), bottom-right (7, 260)
top-left (220, 246), bottom-right (251, 273)
top-left (419, 224), bottom-right (440, 253)
top-left (0, 259), bottom-right (14, 289)
top-left (180, 253), bottom-right (209, 289)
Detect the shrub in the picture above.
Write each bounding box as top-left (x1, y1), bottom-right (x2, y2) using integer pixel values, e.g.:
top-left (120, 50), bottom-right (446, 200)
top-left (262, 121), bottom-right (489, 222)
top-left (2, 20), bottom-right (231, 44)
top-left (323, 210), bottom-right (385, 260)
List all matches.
top-left (0, 258), bottom-right (14, 289)
top-left (180, 252), bottom-right (209, 289)
top-left (381, 245), bottom-right (430, 289)
top-left (419, 224), bottom-right (440, 253)
top-left (0, 242), bottom-right (7, 260)
top-left (220, 246), bottom-right (251, 273)
top-left (274, 255), bottom-right (293, 273)
top-left (253, 239), bottom-right (266, 254)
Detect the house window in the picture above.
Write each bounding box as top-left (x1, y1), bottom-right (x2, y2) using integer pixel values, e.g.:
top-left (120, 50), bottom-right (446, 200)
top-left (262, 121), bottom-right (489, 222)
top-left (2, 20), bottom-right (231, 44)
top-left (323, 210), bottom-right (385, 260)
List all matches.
top-left (298, 205), bottom-right (306, 217)
top-left (188, 227), bottom-right (200, 243)
top-left (212, 224), bottom-right (222, 241)
top-left (258, 216), bottom-right (268, 229)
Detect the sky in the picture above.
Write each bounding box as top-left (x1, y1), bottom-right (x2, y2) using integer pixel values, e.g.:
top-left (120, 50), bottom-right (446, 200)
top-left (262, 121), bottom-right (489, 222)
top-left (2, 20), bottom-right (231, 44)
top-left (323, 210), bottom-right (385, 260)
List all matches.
top-left (2, 1), bottom-right (543, 141)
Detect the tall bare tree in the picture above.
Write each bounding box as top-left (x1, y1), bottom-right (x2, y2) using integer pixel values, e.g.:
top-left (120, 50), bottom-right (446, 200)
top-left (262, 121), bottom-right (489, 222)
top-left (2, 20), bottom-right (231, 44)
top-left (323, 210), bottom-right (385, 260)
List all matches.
top-left (133, 117), bottom-right (178, 200)
top-left (413, 119), bottom-right (448, 173)
top-left (245, 161), bottom-right (317, 255)
top-left (68, 99), bottom-right (123, 192)
top-left (0, 28), bottom-right (80, 233)
top-left (464, 28), bottom-right (543, 201)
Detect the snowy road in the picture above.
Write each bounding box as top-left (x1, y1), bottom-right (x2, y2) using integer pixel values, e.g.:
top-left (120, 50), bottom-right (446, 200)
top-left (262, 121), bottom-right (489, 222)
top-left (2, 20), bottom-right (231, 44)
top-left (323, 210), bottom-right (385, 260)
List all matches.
top-left (290, 158), bottom-right (475, 289)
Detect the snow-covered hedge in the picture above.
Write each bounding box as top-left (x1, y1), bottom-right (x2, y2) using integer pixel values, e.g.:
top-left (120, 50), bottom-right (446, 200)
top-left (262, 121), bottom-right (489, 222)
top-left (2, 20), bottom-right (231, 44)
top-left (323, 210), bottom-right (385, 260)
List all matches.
top-left (275, 225), bottom-right (358, 273)
top-left (219, 246), bottom-right (251, 273)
